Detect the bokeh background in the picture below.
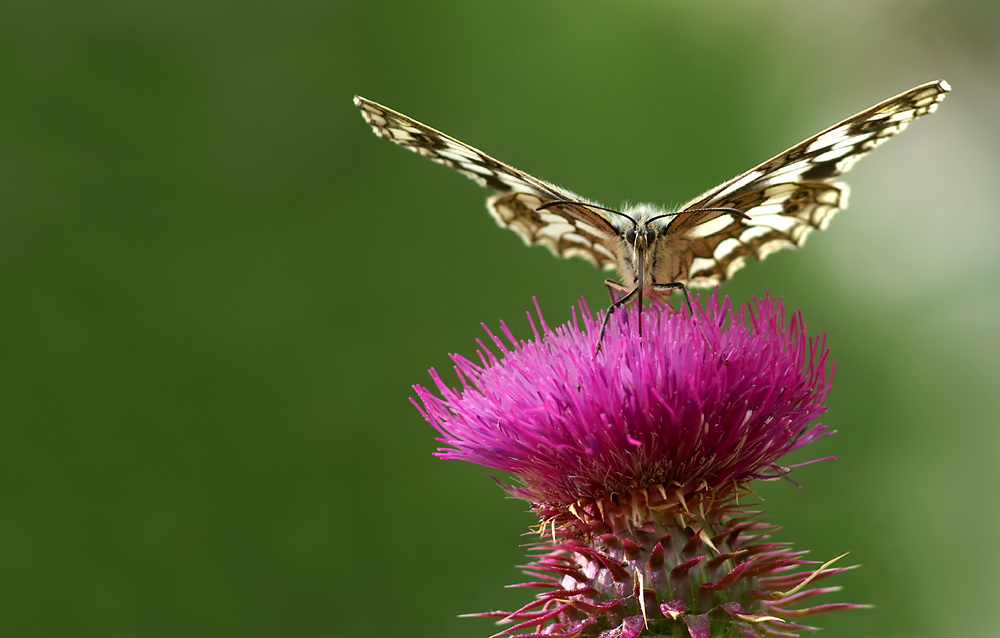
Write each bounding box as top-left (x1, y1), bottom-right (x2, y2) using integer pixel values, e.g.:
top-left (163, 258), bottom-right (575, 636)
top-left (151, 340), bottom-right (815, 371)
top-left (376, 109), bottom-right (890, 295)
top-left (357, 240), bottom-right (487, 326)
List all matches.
top-left (2, 2), bottom-right (997, 636)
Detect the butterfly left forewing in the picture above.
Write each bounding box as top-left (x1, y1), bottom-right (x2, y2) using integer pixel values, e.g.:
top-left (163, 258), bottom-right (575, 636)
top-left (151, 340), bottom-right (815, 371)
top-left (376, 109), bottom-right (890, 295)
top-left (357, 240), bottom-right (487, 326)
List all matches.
top-left (354, 96), bottom-right (621, 269)
top-left (663, 80), bottom-right (950, 288)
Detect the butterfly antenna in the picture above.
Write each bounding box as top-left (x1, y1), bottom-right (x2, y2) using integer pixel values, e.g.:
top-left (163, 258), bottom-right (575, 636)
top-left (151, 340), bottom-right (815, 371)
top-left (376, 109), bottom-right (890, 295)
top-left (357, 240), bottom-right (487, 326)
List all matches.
top-left (647, 206), bottom-right (751, 223)
top-left (537, 200), bottom-right (638, 225)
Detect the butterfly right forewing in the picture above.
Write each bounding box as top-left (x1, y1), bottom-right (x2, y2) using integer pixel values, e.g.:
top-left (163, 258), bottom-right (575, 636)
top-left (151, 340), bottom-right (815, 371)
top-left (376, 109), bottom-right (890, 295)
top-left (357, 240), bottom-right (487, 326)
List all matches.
top-left (662, 80), bottom-right (949, 288)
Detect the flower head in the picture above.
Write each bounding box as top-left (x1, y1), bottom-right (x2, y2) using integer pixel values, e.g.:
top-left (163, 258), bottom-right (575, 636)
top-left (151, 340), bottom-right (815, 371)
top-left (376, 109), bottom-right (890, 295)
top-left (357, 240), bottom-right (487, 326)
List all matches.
top-left (413, 296), bottom-right (861, 637)
top-left (415, 294), bottom-right (831, 516)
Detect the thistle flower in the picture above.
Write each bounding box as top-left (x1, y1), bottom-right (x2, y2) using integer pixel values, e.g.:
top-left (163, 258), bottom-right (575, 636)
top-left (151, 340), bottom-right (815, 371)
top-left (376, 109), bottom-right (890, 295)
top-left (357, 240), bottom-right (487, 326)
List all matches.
top-left (413, 295), bottom-right (863, 637)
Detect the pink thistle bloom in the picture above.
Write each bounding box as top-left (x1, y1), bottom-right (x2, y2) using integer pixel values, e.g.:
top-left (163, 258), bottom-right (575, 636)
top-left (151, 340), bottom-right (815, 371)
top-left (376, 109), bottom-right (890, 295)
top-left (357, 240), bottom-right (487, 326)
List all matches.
top-left (413, 295), bottom-right (865, 637)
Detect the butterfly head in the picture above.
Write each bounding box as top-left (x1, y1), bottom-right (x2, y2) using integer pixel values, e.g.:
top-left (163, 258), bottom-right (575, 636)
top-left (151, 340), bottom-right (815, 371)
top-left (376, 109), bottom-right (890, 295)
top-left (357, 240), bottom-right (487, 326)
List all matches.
top-left (613, 203), bottom-right (674, 288)
top-left (622, 220), bottom-right (660, 268)
top-left (624, 203), bottom-right (678, 252)
top-left (620, 203), bottom-right (669, 248)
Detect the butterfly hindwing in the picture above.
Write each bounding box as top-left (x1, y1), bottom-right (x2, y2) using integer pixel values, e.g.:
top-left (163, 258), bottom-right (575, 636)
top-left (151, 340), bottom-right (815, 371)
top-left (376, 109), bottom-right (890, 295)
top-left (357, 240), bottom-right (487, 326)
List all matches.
top-left (671, 183), bottom-right (845, 287)
top-left (489, 192), bottom-right (619, 269)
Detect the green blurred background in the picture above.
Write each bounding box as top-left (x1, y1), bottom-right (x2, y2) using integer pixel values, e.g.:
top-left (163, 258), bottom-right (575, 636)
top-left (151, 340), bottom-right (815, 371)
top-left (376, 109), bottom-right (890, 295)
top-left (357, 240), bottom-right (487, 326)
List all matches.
top-left (1, 2), bottom-right (997, 636)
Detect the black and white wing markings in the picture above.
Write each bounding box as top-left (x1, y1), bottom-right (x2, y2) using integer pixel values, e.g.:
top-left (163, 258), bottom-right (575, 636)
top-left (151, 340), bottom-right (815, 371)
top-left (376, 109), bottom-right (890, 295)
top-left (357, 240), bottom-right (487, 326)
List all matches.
top-left (668, 80), bottom-right (951, 288)
top-left (355, 81), bottom-right (949, 304)
top-left (354, 97), bottom-right (619, 269)
top-left (488, 192), bottom-right (619, 270)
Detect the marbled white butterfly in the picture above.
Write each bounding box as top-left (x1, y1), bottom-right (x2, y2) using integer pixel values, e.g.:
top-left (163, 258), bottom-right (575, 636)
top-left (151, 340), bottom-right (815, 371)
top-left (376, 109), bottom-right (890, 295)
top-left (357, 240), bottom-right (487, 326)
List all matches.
top-left (355, 81), bottom-right (949, 340)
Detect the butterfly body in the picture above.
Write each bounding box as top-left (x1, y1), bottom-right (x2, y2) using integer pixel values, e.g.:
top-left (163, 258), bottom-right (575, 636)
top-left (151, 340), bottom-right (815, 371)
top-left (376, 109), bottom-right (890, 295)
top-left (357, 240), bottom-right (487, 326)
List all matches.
top-left (617, 204), bottom-right (664, 292)
top-left (594, 203), bottom-right (681, 297)
top-left (355, 81), bottom-right (949, 311)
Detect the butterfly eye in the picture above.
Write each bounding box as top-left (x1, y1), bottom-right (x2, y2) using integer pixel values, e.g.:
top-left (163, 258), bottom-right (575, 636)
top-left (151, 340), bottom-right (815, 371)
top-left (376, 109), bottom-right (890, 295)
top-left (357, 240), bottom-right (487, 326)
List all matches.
top-left (643, 228), bottom-right (657, 245)
top-left (624, 227), bottom-right (638, 245)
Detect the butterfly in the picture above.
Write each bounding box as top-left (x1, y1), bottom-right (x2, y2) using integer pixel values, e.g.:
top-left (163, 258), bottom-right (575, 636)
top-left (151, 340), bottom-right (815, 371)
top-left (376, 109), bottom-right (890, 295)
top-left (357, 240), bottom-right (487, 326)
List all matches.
top-left (355, 80), bottom-right (949, 342)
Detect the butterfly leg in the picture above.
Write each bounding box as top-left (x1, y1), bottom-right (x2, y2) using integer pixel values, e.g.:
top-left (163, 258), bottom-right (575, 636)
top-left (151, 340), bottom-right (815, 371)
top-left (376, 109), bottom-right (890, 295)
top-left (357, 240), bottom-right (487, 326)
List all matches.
top-left (595, 279), bottom-right (639, 353)
top-left (650, 281), bottom-right (693, 316)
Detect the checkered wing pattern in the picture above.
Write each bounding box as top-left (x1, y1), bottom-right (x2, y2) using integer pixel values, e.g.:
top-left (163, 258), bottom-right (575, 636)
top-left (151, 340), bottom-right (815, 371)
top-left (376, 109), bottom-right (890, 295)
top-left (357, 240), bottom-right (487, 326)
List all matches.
top-left (667, 80), bottom-right (950, 287)
top-left (354, 97), bottom-right (619, 269)
top-left (355, 81), bottom-right (949, 291)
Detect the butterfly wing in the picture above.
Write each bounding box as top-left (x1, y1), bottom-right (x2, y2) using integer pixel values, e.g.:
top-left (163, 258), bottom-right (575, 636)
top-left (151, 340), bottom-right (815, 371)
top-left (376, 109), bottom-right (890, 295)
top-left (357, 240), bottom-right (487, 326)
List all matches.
top-left (354, 97), bottom-right (619, 270)
top-left (663, 80), bottom-right (950, 288)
